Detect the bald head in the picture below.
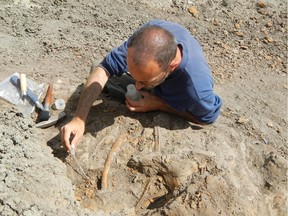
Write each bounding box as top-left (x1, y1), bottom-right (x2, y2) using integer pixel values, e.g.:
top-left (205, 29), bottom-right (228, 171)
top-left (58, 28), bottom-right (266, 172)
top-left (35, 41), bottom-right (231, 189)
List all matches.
top-left (127, 25), bottom-right (177, 72)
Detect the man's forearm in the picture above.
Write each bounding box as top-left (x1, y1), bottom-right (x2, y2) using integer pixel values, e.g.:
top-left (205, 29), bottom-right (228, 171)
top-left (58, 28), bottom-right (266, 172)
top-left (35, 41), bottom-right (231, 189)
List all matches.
top-left (158, 99), bottom-right (207, 125)
top-left (74, 67), bottom-right (109, 122)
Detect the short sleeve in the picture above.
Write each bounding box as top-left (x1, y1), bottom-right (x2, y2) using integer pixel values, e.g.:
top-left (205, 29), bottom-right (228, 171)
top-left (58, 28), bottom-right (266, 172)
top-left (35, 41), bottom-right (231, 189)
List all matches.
top-left (99, 40), bottom-right (129, 77)
top-left (187, 92), bottom-right (222, 124)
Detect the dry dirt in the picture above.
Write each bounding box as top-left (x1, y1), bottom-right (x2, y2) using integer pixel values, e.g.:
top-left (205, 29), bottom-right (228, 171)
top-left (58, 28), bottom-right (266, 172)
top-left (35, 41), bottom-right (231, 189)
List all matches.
top-left (0, 0), bottom-right (287, 215)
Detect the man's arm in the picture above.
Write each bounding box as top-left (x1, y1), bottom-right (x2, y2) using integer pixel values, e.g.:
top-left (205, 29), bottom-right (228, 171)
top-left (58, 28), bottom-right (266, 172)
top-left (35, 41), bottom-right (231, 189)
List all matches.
top-left (125, 91), bottom-right (208, 125)
top-left (61, 66), bottom-right (109, 151)
top-left (158, 101), bottom-right (208, 125)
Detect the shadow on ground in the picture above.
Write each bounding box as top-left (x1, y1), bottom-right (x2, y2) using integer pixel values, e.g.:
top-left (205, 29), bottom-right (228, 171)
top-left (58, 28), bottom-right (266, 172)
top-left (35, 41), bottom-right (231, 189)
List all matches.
top-left (47, 83), bottom-right (203, 161)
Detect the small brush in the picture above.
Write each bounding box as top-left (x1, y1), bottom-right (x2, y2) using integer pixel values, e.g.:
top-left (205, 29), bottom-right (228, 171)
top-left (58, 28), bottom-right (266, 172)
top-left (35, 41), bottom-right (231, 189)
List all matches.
top-left (39, 83), bottom-right (53, 121)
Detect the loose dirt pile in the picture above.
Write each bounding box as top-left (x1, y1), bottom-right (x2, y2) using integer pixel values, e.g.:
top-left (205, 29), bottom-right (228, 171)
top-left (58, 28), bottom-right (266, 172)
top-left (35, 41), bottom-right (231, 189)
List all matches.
top-left (0, 0), bottom-right (287, 215)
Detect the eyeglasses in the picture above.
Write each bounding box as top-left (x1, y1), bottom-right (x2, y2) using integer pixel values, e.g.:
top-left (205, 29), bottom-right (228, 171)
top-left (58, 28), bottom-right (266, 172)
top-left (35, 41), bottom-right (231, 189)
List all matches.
top-left (137, 70), bottom-right (170, 89)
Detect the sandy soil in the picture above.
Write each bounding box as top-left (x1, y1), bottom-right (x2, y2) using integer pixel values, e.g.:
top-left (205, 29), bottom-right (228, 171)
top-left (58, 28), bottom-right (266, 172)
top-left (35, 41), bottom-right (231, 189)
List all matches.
top-left (0, 0), bottom-right (287, 215)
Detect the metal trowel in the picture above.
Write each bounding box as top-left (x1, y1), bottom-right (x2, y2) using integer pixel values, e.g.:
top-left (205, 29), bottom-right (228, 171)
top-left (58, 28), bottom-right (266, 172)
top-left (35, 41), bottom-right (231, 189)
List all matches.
top-left (35, 111), bottom-right (66, 128)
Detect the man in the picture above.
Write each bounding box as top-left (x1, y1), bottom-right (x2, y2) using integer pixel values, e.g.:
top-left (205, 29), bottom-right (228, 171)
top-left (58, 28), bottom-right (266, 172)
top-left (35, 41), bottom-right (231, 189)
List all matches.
top-left (61, 19), bottom-right (222, 151)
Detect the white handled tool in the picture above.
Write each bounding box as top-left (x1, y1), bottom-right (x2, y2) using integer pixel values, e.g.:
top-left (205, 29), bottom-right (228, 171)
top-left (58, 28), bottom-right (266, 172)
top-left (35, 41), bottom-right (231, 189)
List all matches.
top-left (20, 73), bottom-right (27, 97)
top-left (10, 75), bottom-right (44, 110)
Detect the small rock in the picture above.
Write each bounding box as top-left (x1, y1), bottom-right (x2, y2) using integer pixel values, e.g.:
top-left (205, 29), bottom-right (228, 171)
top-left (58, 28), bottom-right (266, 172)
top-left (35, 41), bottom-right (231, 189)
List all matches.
top-left (240, 45), bottom-right (248, 50)
top-left (263, 36), bottom-right (273, 44)
top-left (261, 28), bottom-right (269, 35)
top-left (198, 200), bottom-right (205, 208)
top-left (276, 127), bottom-right (281, 134)
top-left (237, 116), bottom-right (249, 124)
top-left (188, 6), bottom-right (199, 18)
top-left (266, 122), bottom-right (273, 128)
top-left (265, 21), bottom-right (273, 27)
top-left (214, 41), bottom-right (221, 45)
top-left (235, 31), bottom-right (244, 37)
top-left (222, 0), bottom-right (228, 7)
top-left (273, 193), bottom-right (284, 209)
top-left (195, 191), bottom-right (201, 197)
top-left (213, 19), bottom-right (221, 26)
top-left (262, 138), bottom-right (269, 145)
top-left (190, 200), bottom-right (197, 209)
top-left (234, 23), bottom-right (241, 29)
top-left (176, 196), bottom-right (183, 204)
top-left (256, 1), bottom-right (267, 8)
top-left (75, 194), bottom-right (82, 201)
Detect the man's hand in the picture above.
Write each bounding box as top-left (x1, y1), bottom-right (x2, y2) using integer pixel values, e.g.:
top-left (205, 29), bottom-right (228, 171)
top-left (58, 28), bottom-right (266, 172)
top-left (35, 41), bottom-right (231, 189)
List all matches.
top-left (125, 91), bottom-right (164, 112)
top-left (61, 117), bottom-right (85, 151)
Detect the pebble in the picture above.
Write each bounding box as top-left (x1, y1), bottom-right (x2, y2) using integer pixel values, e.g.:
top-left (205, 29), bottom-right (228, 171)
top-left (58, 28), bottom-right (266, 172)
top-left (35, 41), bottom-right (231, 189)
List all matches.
top-left (263, 36), bottom-right (273, 44)
top-left (188, 6), bottom-right (199, 18)
top-left (222, 0), bottom-right (228, 7)
top-left (273, 193), bottom-right (284, 208)
top-left (256, 1), bottom-right (267, 8)
top-left (265, 21), bottom-right (273, 27)
top-left (240, 45), bottom-right (248, 50)
top-left (266, 122), bottom-right (273, 128)
top-left (234, 23), bottom-right (241, 29)
top-left (190, 200), bottom-right (197, 209)
top-left (235, 31), bottom-right (244, 37)
top-left (276, 127), bottom-right (281, 134)
top-left (237, 116), bottom-right (249, 124)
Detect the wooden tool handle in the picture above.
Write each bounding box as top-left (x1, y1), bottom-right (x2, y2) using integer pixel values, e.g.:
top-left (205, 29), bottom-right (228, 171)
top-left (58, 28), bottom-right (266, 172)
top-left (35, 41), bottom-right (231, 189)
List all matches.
top-left (20, 74), bottom-right (27, 96)
top-left (45, 84), bottom-right (53, 105)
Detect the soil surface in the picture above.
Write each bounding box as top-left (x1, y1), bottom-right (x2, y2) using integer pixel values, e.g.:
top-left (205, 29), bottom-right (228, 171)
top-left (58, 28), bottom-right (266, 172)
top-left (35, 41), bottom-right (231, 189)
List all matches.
top-left (0, 0), bottom-right (287, 215)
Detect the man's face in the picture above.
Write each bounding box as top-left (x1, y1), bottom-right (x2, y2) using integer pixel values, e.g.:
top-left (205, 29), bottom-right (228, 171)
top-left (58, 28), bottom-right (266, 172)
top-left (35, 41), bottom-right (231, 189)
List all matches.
top-left (127, 48), bottom-right (170, 90)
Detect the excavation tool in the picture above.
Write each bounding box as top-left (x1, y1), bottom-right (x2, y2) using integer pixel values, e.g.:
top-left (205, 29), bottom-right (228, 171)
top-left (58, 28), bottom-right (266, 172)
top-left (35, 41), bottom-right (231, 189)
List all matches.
top-left (39, 83), bottom-right (53, 121)
top-left (70, 144), bottom-right (89, 179)
top-left (20, 74), bottom-right (27, 99)
top-left (10, 75), bottom-right (44, 110)
top-left (35, 111), bottom-right (66, 128)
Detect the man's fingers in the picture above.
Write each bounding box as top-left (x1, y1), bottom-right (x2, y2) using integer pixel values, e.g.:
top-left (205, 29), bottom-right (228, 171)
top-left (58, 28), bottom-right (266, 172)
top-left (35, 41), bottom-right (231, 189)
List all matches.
top-left (70, 133), bottom-right (81, 148)
top-left (61, 126), bottom-right (73, 150)
top-left (126, 97), bottom-right (137, 106)
top-left (125, 101), bottom-right (145, 112)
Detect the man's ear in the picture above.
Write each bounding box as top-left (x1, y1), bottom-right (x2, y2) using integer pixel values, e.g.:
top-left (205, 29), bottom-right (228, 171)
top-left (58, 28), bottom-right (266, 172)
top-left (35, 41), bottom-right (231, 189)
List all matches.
top-left (169, 59), bottom-right (179, 71)
top-left (169, 46), bottom-right (181, 71)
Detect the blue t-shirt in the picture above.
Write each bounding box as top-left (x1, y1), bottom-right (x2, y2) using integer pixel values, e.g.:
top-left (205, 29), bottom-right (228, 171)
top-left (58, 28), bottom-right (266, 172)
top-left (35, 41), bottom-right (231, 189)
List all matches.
top-left (100, 19), bottom-right (222, 124)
